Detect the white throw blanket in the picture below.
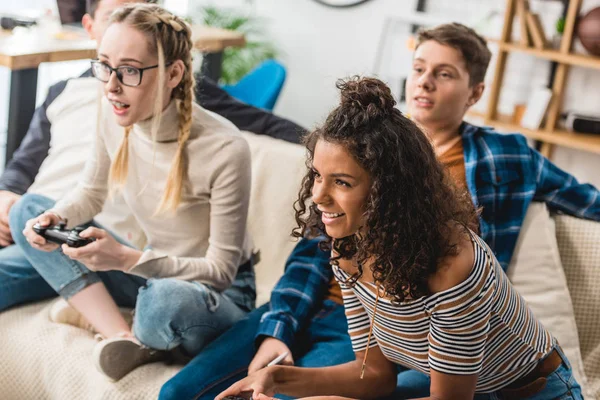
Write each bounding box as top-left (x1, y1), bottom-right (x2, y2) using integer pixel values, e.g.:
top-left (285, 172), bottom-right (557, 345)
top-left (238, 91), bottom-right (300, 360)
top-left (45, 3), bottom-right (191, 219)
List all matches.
top-left (0, 301), bottom-right (181, 399)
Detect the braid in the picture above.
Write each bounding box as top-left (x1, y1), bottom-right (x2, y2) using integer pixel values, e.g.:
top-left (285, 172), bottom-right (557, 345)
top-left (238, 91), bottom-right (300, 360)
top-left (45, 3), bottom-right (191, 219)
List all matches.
top-left (154, 8), bottom-right (195, 213)
top-left (109, 126), bottom-right (132, 190)
top-left (158, 58), bottom-right (194, 213)
top-left (156, 13), bottom-right (186, 33)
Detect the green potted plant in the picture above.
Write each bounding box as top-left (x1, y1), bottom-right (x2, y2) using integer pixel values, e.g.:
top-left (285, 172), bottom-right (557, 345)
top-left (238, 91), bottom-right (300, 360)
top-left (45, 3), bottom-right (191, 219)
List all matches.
top-left (553, 16), bottom-right (565, 49)
top-left (189, 5), bottom-right (279, 85)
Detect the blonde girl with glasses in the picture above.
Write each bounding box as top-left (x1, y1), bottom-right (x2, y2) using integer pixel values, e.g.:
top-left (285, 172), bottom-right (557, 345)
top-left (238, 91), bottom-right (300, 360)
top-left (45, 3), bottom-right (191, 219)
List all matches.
top-left (12, 3), bottom-right (255, 381)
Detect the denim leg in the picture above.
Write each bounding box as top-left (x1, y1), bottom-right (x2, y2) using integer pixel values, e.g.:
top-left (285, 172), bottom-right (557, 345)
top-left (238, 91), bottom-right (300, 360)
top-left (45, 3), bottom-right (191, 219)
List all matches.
top-left (473, 392), bottom-right (501, 400)
top-left (159, 303), bottom-right (269, 400)
top-left (95, 270), bottom-right (147, 309)
top-left (295, 300), bottom-right (354, 367)
top-left (9, 193), bottom-right (145, 307)
top-left (392, 359), bottom-right (582, 400)
top-left (523, 345), bottom-right (583, 400)
top-left (263, 300), bottom-right (354, 400)
top-left (385, 366), bottom-right (431, 400)
top-left (162, 300), bottom-right (423, 400)
top-left (9, 193), bottom-right (103, 298)
top-left (473, 345), bottom-right (583, 400)
top-left (222, 259), bottom-right (256, 313)
top-left (134, 278), bottom-right (248, 356)
top-left (0, 244), bottom-right (56, 311)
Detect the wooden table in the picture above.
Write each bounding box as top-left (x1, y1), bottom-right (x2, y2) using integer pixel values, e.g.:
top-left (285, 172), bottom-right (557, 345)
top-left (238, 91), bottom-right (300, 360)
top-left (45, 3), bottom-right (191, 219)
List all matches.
top-left (192, 26), bottom-right (246, 82)
top-left (0, 26), bottom-right (245, 165)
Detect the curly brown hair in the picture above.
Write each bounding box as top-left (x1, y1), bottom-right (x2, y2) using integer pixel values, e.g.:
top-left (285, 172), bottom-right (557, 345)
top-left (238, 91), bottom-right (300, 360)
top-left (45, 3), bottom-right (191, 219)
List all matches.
top-left (293, 76), bottom-right (479, 303)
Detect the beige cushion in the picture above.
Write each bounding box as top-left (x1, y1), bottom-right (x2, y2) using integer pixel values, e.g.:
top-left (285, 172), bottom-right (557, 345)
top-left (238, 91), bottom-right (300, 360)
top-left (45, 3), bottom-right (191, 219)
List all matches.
top-left (241, 131), bottom-right (307, 306)
top-left (507, 202), bottom-right (590, 398)
top-left (0, 301), bottom-right (181, 399)
top-left (555, 213), bottom-right (600, 400)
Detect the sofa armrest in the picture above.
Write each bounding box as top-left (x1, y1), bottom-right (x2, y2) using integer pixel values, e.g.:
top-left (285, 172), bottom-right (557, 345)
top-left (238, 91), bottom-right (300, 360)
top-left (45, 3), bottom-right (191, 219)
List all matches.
top-left (554, 213), bottom-right (600, 398)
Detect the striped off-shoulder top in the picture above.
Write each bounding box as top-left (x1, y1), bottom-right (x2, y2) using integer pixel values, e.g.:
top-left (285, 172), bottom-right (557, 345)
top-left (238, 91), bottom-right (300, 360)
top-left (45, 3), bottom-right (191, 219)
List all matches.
top-left (332, 232), bottom-right (554, 393)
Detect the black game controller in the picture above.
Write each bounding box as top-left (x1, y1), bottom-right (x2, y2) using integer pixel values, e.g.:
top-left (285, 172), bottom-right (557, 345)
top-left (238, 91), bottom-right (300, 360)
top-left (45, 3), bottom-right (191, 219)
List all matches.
top-left (222, 396), bottom-right (251, 400)
top-left (32, 222), bottom-right (95, 248)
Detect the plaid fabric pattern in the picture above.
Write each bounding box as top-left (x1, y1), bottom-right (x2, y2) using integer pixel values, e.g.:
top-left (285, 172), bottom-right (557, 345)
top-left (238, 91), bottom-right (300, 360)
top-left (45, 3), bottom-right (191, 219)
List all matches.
top-left (255, 238), bottom-right (332, 347)
top-left (462, 122), bottom-right (600, 270)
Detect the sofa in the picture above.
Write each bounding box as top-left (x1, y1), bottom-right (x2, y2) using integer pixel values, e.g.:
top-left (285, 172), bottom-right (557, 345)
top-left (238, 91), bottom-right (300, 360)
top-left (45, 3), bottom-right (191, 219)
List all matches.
top-left (1, 131), bottom-right (599, 399)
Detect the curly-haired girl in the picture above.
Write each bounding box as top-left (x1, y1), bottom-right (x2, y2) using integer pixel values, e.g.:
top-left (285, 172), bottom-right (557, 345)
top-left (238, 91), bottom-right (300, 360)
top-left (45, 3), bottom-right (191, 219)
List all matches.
top-left (218, 76), bottom-right (582, 400)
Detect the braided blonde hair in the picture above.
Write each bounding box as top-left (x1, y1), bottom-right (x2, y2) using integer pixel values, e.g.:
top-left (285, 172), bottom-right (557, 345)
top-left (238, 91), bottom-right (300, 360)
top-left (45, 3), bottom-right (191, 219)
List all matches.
top-left (108, 3), bottom-right (195, 214)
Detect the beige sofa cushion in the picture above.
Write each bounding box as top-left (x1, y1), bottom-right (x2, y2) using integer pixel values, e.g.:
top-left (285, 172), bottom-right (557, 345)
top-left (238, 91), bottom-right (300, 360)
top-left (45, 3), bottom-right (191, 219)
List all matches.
top-left (507, 202), bottom-right (590, 398)
top-left (555, 213), bottom-right (600, 399)
top-left (0, 300), bottom-right (181, 399)
top-left (241, 131), bottom-right (307, 306)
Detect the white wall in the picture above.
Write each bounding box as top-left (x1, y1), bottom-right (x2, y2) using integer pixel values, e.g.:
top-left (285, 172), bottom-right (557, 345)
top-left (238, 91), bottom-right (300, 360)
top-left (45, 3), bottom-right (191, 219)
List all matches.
top-left (193, 0), bottom-right (421, 129)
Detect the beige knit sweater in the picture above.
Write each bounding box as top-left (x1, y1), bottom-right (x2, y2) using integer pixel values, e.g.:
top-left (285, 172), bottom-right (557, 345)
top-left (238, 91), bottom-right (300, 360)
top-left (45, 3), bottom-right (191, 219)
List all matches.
top-left (51, 98), bottom-right (253, 291)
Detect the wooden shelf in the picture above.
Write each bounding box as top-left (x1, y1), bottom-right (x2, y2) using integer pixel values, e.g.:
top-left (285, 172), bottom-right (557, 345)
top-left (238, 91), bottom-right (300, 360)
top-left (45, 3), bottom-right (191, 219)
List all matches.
top-left (498, 42), bottom-right (600, 71)
top-left (483, 0), bottom-right (600, 159)
top-left (467, 110), bottom-right (600, 154)
top-left (486, 118), bottom-right (600, 155)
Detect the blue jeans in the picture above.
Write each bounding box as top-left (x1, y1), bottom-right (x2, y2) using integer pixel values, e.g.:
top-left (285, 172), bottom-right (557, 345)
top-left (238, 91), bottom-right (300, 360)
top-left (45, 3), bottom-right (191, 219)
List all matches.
top-left (5, 193), bottom-right (255, 356)
top-left (474, 344), bottom-right (583, 400)
top-left (159, 300), bottom-right (431, 400)
top-left (0, 243), bottom-right (57, 310)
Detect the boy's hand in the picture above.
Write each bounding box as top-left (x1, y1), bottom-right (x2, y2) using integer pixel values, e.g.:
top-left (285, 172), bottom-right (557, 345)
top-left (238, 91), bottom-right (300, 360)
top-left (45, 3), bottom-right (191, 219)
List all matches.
top-left (249, 337), bottom-right (294, 374)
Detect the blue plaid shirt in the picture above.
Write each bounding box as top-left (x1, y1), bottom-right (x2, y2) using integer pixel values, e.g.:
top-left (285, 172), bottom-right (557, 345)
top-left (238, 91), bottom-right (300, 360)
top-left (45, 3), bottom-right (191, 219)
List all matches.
top-left (462, 122), bottom-right (600, 269)
top-left (256, 122), bottom-right (600, 346)
top-left (255, 238), bottom-right (332, 348)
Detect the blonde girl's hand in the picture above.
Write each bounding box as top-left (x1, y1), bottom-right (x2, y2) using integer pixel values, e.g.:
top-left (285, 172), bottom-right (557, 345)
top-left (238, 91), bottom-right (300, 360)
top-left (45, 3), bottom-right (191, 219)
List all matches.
top-left (23, 211), bottom-right (62, 252)
top-left (61, 227), bottom-right (142, 272)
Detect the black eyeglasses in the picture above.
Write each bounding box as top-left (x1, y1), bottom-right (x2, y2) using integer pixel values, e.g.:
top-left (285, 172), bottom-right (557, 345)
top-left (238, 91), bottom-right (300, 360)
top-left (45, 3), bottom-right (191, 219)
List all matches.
top-left (90, 60), bottom-right (172, 87)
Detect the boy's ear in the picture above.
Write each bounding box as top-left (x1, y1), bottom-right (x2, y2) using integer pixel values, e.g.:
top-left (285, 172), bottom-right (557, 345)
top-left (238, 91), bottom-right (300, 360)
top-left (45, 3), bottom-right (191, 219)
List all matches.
top-left (82, 13), bottom-right (95, 39)
top-left (467, 82), bottom-right (485, 107)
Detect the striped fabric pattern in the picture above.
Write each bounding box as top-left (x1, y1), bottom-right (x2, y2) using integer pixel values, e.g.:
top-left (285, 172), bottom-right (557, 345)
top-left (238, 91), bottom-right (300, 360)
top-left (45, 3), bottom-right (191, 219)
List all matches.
top-left (333, 233), bottom-right (554, 393)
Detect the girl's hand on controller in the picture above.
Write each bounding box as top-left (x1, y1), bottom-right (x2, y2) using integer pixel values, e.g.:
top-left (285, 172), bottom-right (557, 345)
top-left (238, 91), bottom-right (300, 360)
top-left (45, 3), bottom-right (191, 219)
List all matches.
top-left (23, 212), bottom-right (62, 252)
top-left (62, 227), bottom-right (142, 272)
